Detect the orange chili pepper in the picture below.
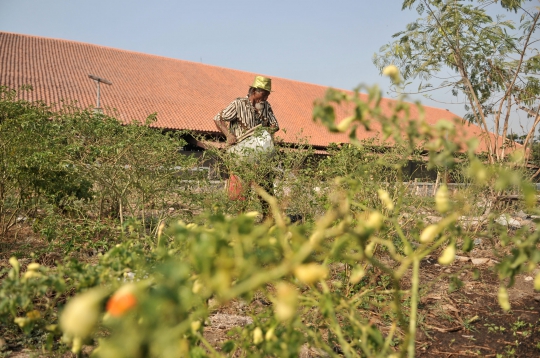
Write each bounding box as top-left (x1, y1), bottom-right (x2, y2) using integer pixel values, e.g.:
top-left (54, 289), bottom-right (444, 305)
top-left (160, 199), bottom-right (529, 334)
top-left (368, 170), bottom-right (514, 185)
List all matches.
top-left (106, 292), bottom-right (137, 317)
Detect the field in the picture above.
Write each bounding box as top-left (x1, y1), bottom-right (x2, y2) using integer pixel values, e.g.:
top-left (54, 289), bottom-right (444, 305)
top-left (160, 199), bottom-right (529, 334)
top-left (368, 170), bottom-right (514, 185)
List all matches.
top-left (1, 85), bottom-right (540, 357)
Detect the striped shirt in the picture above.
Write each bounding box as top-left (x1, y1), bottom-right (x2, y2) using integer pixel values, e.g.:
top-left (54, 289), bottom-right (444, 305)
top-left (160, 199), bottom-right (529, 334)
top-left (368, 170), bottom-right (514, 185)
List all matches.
top-left (213, 96), bottom-right (279, 138)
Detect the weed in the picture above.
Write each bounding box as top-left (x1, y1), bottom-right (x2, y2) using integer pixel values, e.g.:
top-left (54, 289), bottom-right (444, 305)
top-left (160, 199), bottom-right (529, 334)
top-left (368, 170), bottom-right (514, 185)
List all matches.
top-left (485, 323), bottom-right (506, 333)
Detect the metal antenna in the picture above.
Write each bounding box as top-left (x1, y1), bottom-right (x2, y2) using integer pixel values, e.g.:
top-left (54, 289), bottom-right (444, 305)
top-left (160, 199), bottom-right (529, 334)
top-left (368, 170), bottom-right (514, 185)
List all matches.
top-left (88, 74), bottom-right (112, 113)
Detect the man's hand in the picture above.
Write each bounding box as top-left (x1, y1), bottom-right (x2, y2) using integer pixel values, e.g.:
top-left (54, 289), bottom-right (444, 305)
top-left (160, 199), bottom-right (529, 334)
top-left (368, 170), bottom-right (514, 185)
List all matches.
top-left (226, 135), bottom-right (237, 146)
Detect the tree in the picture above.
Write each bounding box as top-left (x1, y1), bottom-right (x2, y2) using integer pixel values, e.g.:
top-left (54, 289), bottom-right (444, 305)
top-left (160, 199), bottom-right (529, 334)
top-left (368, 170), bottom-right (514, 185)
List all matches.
top-left (374, 0), bottom-right (540, 166)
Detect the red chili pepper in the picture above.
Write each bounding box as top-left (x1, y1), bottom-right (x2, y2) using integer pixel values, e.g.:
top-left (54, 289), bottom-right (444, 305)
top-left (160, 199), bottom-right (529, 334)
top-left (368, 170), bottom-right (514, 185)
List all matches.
top-left (106, 292), bottom-right (137, 317)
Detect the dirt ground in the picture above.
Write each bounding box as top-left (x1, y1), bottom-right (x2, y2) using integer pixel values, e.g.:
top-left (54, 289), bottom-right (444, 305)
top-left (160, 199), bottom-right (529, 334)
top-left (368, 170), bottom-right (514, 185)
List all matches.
top-left (199, 260), bottom-right (540, 357)
top-left (197, 240), bottom-right (540, 357)
top-left (2, 226), bottom-right (540, 357)
top-left (415, 257), bottom-right (540, 357)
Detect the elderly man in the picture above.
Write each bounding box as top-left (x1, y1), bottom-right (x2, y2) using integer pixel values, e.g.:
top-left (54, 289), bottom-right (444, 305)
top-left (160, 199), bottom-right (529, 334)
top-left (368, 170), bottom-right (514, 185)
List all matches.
top-left (213, 75), bottom-right (280, 219)
top-left (214, 76), bottom-right (279, 145)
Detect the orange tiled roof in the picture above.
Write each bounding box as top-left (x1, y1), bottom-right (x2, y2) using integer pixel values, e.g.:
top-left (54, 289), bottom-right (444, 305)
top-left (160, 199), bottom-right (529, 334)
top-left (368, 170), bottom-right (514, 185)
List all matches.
top-left (0, 31), bottom-right (501, 151)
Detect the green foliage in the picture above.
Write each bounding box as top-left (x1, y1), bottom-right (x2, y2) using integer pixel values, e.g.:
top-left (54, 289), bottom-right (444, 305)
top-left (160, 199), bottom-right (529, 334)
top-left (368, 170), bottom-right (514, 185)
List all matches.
top-left (0, 86), bottom-right (196, 245)
top-left (2, 83), bottom-right (540, 357)
top-left (0, 242), bottom-right (151, 351)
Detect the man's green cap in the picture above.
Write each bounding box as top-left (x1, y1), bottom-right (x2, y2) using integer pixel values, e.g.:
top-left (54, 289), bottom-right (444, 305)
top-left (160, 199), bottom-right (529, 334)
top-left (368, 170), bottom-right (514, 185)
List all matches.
top-left (251, 76), bottom-right (272, 92)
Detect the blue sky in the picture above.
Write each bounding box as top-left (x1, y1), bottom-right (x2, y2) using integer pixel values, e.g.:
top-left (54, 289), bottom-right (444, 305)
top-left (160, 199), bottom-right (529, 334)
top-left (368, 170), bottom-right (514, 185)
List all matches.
top-left (0, 1), bottom-right (416, 89)
top-left (0, 0), bottom-right (532, 133)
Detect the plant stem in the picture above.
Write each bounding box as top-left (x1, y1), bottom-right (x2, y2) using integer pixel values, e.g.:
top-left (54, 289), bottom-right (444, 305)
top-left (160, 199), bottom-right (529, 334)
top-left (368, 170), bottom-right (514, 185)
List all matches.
top-left (407, 256), bottom-right (420, 358)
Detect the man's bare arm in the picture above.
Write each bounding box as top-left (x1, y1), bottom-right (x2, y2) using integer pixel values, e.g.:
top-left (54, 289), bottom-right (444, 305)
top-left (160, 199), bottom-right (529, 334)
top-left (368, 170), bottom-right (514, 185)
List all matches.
top-left (215, 120), bottom-right (237, 145)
